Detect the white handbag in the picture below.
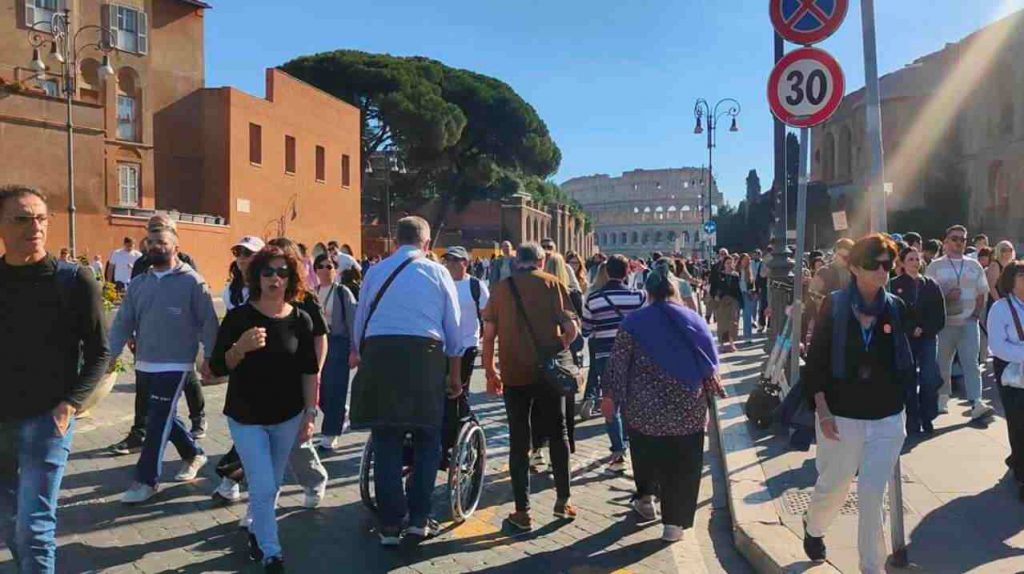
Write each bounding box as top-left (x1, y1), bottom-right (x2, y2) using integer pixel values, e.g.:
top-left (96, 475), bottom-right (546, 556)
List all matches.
top-left (1003, 300), bottom-right (1024, 389)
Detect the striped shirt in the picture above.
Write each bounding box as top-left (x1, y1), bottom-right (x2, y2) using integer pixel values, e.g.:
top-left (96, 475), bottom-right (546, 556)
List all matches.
top-left (582, 280), bottom-right (647, 359)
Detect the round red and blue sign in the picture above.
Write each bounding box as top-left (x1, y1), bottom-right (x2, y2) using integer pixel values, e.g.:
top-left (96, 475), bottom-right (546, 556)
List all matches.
top-left (770, 0), bottom-right (849, 45)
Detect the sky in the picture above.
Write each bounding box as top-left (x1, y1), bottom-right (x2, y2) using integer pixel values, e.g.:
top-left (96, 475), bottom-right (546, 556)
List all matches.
top-left (204, 0), bottom-right (1024, 205)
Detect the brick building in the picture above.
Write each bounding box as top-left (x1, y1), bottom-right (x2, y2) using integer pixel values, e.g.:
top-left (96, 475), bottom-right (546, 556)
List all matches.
top-left (0, 0), bottom-right (360, 277)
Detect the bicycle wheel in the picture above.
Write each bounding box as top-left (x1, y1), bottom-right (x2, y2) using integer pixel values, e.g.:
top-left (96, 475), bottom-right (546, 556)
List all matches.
top-left (448, 422), bottom-right (487, 523)
top-left (359, 437), bottom-right (377, 513)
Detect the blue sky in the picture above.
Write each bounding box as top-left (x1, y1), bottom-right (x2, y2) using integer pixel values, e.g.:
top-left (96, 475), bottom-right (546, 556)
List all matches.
top-left (204, 0), bottom-right (1024, 204)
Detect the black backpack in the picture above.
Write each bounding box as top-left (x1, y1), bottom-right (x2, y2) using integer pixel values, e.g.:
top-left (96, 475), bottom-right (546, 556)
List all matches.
top-left (469, 277), bottom-right (483, 330)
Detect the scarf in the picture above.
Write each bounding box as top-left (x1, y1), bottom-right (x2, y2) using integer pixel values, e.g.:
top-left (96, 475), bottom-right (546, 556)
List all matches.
top-left (831, 280), bottom-right (914, 379)
top-left (622, 300), bottom-right (719, 391)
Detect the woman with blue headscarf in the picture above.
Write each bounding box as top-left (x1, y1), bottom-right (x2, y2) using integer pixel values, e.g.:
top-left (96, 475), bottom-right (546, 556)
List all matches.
top-left (602, 266), bottom-right (723, 543)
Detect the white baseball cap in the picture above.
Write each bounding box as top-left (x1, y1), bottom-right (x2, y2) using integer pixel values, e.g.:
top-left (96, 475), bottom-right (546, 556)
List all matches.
top-left (232, 236), bottom-right (265, 253)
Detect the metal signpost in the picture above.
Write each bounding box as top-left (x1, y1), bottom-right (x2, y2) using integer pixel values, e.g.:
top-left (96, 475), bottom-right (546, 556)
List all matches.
top-left (768, 0), bottom-right (906, 566)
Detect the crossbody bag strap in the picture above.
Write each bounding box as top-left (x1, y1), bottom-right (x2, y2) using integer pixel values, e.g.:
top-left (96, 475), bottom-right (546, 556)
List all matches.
top-left (507, 276), bottom-right (544, 357)
top-left (600, 292), bottom-right (624, 319)
top-left (359, 255), bottom-right (419, 350)
top-left (1008, 298), bottom-right (1024, 342)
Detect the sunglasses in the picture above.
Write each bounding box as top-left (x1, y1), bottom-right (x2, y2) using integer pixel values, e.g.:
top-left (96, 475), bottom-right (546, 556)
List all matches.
top-left (316, 263), bottom-right (335, 270)
top-left (232, 247), bottom-right (254, 258)
top-left (259, 266), bottom-right (291, 278)
top-left (862, 258), bottom-right (893, 272)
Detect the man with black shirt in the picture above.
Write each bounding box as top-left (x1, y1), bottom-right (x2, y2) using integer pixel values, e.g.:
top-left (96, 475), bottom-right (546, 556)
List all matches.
top-left (0, 185), bottom-right (110, 573)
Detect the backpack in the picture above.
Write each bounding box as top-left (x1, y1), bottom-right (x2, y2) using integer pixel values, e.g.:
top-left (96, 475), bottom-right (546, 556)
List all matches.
top-left (55, 260), bottom-right (83, 372)
top-left (469, 277), bottom-right (483, 330)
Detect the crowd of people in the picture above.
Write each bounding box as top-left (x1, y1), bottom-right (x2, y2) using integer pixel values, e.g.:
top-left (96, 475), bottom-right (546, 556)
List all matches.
top-left (4, 180), bottom-right (1024, 574)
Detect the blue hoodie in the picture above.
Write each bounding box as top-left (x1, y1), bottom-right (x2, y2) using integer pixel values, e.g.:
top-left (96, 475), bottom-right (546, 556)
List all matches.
top-left (109, 261), bottom-right (219, 366)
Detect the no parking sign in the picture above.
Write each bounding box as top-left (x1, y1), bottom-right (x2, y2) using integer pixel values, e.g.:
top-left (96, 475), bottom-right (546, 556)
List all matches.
top-left (770, 0), bottom-right (849, 46)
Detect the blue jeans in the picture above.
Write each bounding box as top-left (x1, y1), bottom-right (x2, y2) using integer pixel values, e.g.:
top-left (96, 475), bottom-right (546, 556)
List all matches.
top-left (605, 403), bottom-right (628, 455)
top-left (937, 321), bottom-right (982, 402)
top-left (741, 292), bottom-right (755, 340)
top-left (583, 347), bottom-right (603, 401)
top-left (0, 412), bottom-right (75, 574)
top-left (229, 413), bottom-right (302, 563)
top-left (907, 337), bottom-right (941, 431)
top-left (372, 426), bottom-right (441, 529)
top-left (136, 371), bottom-right (201, 486)
top-left (319, 335), bottom-right (351, 436)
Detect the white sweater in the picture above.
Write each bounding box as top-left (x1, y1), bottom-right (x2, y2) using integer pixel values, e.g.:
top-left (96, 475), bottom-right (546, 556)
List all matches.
top-left (987, 296), bottom-right (1024, 363)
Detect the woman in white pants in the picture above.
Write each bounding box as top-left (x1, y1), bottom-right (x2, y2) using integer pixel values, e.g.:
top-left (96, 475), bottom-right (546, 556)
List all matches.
top-left (802, 234), bottom-right (915, 574)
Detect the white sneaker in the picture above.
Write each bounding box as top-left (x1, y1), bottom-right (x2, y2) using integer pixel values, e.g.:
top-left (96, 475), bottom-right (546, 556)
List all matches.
top-left (213, 477), bottom-right (242, 503)
top-left (122, 482), bottom-right (158, 504)
top-left (661, 525), bottom-right (686, 543)
top-left (937, 394), bottom-right (950, 414)
top-left (318, 435), bottom-right (342, 451)
top-left (970, 402), bottom-right (995, 420)
top-left (174, 453), bottom-right (208, 481)
top-left (303, 483), bottom-right (327, 508)
top-left (406, 519), bottom-right (439, 538)
top-left (239, 512), bottom-right (253, 531)
top-left (530, 449), bottom-right (546, 469)
top-left (632, 496), bottom-right (657, 523)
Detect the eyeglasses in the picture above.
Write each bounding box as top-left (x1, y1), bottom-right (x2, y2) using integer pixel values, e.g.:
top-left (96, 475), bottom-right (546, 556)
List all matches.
top-left (862, 258), bottom-right (893, 272)
top-left (232, 247), bottom-right (254, 258)
top-left (6, 214), bottom-right (49, 226)
top-left (259, 266), bottom-right (291, 278)
top-left (316, 264), bottom-right (335, 270)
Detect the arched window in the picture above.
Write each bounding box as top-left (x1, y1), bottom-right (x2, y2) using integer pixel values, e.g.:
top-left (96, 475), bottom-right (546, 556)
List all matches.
top-left (610, 233), bottom-right (616, 245)
top-left (838, 126), bottom-right (853, 181)
top-left (78, 58), bottom-right (103, 104)
top-left (631, 231), bottom-right (639, 244)
top-left (655, 231), bottom-right (663, 243)
top-left (681, 231), bottom-right (690, 245)
top-left (641, 231), bottom-right (649, 245)
top-left (823, 132), bottom-right (836, 181)
top-left (989, 160), bottom-right (1009, 210)
top-left (667, 231), bottom-right (676, 242)
top-left (621, 232), bottom-right (628, 244)
top-left (116, 67), bottom-right (142, 142)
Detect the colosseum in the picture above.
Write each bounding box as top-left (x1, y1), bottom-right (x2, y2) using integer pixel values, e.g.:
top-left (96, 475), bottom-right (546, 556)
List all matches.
top-left (562, 168), bottom-right (723, 258)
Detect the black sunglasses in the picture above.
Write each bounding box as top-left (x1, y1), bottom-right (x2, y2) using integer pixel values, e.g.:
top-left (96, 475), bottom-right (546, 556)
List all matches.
top-left (259, 266), bottom-right (291, 278)
top-left (862, 258), bottom-right (893, 272)
top-left (316, 263), bottom-right (335, 270)
top-left (232, 247), bottom-right (254, 258)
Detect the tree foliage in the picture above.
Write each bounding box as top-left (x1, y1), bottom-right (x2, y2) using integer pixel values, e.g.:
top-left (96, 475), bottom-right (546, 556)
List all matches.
top-left (279, 51), bottom-right (562, 234)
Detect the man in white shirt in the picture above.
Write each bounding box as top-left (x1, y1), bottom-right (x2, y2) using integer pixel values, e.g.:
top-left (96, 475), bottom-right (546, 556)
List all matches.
top-left (926, 224), bottom-right (995, 420)
top-left (327, 240), bottom-right (359, 272)
top-left (108, 237), bottom-right (142, 290)
top-left (442, 246), bottom-right (489, 390)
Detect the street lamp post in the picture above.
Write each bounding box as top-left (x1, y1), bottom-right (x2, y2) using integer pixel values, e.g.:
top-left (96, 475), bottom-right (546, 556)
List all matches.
top-left (693, 98), bottom-right (741, 260)
top-left (367, 151), bottom-right (404, 254)
top-left (27, 8), bottom-right (114, 257)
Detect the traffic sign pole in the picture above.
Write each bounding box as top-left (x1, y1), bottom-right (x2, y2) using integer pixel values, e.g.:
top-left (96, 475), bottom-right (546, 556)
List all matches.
top-left (789, 127), bottom-right (809, 397)
top-left (862, 0), bottom-right (887, 234)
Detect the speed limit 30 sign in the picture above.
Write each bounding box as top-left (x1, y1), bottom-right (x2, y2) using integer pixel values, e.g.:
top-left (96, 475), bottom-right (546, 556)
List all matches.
top-left (767, 47), bottom-right (845, 128)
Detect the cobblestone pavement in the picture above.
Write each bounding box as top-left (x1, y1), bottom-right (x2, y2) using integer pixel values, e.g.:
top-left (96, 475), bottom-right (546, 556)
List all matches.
top-left (1, 365), bottom-right (752, 574)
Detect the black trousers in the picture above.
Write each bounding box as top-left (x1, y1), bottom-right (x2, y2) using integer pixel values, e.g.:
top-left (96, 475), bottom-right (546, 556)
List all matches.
top-left (504, 383), bottom-right (571, 511)
top-left (131, 370), bottom-right (205, 435)
top-left (628, 429), bottom-right (705, 528)
top-left (994, 358), bottom-right (1024, 484)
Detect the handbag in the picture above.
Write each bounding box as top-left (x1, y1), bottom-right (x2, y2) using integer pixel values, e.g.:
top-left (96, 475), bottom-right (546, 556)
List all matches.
top-left (1002, 299), bottom-right (1024, 389)
top-left (507, 276), bottom-right (582, 397)
top-left (358, 255), bottom-right (419, 352)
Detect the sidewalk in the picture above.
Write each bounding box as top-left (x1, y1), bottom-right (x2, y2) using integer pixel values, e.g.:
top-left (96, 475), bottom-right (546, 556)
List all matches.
top-left (714, 335), bottom-right (1024, 574)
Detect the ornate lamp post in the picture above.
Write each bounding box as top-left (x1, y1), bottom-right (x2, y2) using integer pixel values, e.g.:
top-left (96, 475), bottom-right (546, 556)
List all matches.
top-left (27, 8), bottom-right (115, 257)
top-left (693, 98), bottom-right (740, 260)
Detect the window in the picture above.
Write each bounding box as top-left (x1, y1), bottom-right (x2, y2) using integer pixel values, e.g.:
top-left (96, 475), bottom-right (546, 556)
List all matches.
top-left (38, 78), bottom-right (59, 97)
top-left (118, 163), bottom-right (140, 207)
top-left (284, 135), bottom-right (296, 174)
top-left (116, 94), bottom-right (137, 141)
top-left (341, 154), bottom-right (351, 187)
top-left (25, 0), bottom-right (63, 31)
top-left (315, 146), bottom-right (325, 182)
top-left (106, 5), bottom-right (148, 55)
top-left (249, 123), bottom-right (262, 165)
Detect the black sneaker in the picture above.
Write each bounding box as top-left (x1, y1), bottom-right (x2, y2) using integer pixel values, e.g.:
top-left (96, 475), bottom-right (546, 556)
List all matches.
top-left (190, 418), bottom-right (208, 440)
top-left (803, 518), bottom-right (826, 562)
top-left (248, 532), bottom-right (264, 562)
top-left (109, 432), bottom-right (144, 456)
top-left (264, 556), bottom-right (285, 573)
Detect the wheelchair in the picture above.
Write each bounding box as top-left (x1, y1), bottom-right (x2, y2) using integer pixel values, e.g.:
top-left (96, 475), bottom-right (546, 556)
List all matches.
top-left (358, 398), bottom-right (487, 524)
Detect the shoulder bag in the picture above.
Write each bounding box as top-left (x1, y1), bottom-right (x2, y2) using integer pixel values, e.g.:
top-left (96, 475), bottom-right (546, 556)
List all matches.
top-left (507, 276), bottom-right (582, 396)
top-left (358, 255), bottom-right (419, 352)
top-left (1001, 299), bottom-right (1024, 389)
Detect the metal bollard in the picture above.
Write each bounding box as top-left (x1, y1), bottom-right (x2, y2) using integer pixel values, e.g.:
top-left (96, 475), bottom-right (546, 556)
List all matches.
top-left (888, 456), bottom-right (909, 567)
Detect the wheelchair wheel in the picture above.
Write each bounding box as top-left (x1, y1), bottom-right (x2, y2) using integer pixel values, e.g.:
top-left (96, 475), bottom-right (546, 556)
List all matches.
top-left (359, 438), bottom-right (377, 513)
top-left (448, 421), bottom-right (486, 523)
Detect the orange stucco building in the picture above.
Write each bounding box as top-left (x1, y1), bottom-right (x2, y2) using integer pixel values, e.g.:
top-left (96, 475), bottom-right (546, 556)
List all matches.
top-left (0, 0), bottom-right (360, 278)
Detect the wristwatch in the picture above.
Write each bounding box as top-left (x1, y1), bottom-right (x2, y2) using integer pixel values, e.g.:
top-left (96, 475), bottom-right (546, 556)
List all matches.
top-left (303, 407), bottom-right (319, 419)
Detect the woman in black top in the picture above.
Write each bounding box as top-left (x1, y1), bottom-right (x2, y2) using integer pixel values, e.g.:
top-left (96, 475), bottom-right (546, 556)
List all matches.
top-left (714, 256), bottom-right (742, 352)
top-left (211, 246), bottom-right (319, 573)
top-left (801, 234), bottom-right (915, 572)
top-left (890, 247), bottom-right (946, 434)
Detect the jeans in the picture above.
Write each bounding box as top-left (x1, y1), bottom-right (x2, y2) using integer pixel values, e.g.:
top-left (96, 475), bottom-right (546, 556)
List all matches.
top-left (504, 383), bottom-right (571, 512)
top-left (807, 412), bottom-right (906, 574)
top-left (937, 321), bottom-right (983, 402)
top-left (907, 337), bottom-right (941, 432)
top-left (605, 403), bottom-right (627, 455)
top-left (319, 335), bottom-right (351, 436)
top-left (741, 292), bottom-right (755, 340)
top-left (131, 369), bottom-right (206, 435)
top-left (628, 430), bottom-right (704, 528)
top-left (135, 371), bottom-right (201, 486)
top-left (583, 349), bottom-right (603, 401)
top-left (0, 412), bottom-right (74, 574)
top-left (229, 413), bottom-right (302, 563)
top-left (372, 426), bottom-right (442, 529)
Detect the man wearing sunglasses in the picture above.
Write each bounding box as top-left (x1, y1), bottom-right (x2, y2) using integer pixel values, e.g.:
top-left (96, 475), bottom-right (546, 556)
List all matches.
top-left (108, 223), bottom-right (220, 504)
top-left (926, 225), bottom-right (995, 420)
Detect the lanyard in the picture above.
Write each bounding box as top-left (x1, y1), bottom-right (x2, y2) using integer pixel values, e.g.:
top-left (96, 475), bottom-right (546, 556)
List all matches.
top-left (860, 322), bottom-right (876, 351)
top-left (948, 258), bottom-right (965, 286)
